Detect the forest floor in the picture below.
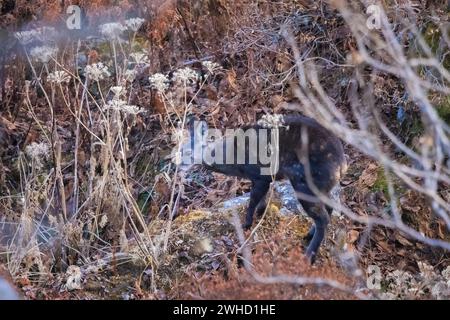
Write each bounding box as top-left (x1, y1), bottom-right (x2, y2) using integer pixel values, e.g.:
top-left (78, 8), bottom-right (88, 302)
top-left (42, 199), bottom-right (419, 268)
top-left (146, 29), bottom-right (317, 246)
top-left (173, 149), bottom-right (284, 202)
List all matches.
top-left (1, 0), bottom-right (449, 299)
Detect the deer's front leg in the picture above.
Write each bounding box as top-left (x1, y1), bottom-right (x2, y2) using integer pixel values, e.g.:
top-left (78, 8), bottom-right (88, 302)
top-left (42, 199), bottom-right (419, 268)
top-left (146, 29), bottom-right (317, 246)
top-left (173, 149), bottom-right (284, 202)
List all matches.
top-left (243, 180), bottom-right (270, 230)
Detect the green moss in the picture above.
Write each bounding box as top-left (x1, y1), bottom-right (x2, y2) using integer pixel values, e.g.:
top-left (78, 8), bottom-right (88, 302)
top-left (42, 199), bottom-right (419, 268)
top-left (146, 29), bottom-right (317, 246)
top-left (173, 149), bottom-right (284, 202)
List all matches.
top-left (423, 23), bottom-right (440, 53)
top-left (134, 156), bottom-right (149, 177)
top-left (371, 167), bottom-right (408, 213)
top-left (422, 23), bottom-right (450, 70)
top-left (137, 190), bottom-right (152, 216)
top-left (436, 96), bottom-right (450, 124)
top-left (372, 167), bottom-right (389, 196)
top-left (407, 115), bottom-right (424, 138)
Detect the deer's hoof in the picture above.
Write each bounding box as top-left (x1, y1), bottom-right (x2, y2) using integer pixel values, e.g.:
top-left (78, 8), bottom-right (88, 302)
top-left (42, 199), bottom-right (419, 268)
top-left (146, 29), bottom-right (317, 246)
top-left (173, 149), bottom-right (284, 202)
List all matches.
top-left (305, 250), bottom-right (317, 265)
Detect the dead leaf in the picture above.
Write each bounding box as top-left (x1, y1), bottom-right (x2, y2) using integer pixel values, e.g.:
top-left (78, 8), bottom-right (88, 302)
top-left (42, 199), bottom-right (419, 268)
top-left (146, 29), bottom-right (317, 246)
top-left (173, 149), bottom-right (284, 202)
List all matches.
top-left (358, 163), bottom-right (378, 187)
top-left (396, 233), bottom-right (413, 246)
top-left (347, 230), bottom-right (359, 244)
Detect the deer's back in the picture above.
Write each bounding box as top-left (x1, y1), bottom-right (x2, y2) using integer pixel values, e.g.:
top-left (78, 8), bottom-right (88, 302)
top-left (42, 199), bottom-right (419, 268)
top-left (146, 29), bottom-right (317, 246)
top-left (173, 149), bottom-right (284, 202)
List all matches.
top-left (277, 115), bottom-right (347, 191)
top-left (205, 115), bottom-right (347, 191)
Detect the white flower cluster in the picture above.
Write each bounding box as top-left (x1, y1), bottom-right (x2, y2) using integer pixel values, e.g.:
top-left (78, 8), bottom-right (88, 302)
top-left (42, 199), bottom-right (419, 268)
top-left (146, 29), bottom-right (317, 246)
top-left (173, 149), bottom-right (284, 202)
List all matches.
top-left (148, 62), bottom-right (221, 94)
top-left (30, 45), bottom-right (58, 64)
top-left (124, 69), bottom-right (138, 82)
top-left (25, 142), bottom-right (50, 170)
top-left (15, 30), bottom-right (35, 45)
top-left (15, 27), bottom-right (57, 45)
top-left (47, 70), bottom-right (71, 84)
top-left (104, 84), bottom-right (144, 115)
top-left (149, 73), bottom-right (169, 93)
top-left (123, 69), bottom-right (137, 82)
top-left (125, 17), bottom-right (145, 32)
top-left (99, 17), bottom-right (146, 39)
top-left (110, 86), bottom-right (126, 98)
top-left (173, 67), bottom-right (199, 84)
top-left (85, 62), bottom-right (111, 81)
top-left (99, 22), bottom-right (127, 40)
top-left (202, 60), bottom-right (221, 74)
top-left (130, 51), bottom-right (150, 65)
top-left (257, 114), bottom-right (286, 129)
top-left (105, 98), bottom-right (144, 115)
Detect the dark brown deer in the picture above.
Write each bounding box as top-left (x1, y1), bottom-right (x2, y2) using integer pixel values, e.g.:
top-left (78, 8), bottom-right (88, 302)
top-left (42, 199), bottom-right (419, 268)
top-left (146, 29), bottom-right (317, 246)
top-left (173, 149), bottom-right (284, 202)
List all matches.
top-left (180, 114), bottom-right (347, 263)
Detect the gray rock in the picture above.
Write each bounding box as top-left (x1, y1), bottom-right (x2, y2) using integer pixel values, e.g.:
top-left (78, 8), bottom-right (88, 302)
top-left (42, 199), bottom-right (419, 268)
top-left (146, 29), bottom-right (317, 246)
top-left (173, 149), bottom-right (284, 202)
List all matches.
top-left (221, 194), bottom-right (250, 211)
top-left (273, 181), bottom-right (304, 215)
top-left (219, 181), bottom-right (343, 217)
top-left (219, 180), bottom-right (306, 216)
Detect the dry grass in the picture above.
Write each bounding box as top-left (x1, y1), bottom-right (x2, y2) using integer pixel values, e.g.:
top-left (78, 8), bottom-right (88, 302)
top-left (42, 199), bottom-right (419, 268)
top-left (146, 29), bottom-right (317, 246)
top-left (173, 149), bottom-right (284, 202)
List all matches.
top-left (0, 0), bottom-right (449, 300)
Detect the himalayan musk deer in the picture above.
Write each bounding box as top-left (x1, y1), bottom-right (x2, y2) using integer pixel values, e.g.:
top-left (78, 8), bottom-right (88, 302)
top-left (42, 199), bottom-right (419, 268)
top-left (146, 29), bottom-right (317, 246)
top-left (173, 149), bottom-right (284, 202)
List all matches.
top-left (181, 114), bottom-right (348, 263)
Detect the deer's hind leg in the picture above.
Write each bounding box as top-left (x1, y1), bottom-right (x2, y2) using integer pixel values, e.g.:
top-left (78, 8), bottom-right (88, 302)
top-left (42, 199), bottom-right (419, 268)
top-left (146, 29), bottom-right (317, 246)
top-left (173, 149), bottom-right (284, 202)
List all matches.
top-left (288, 176), bottom-right (330, 264)
top-left (303, 205), bottom-right (333, 243)
top-left (244, 179), bottom-right (270, 230)
top-left (255, 194), bottom-right (268, 218)
top-left (304, 224), bottom-right (316, 242)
